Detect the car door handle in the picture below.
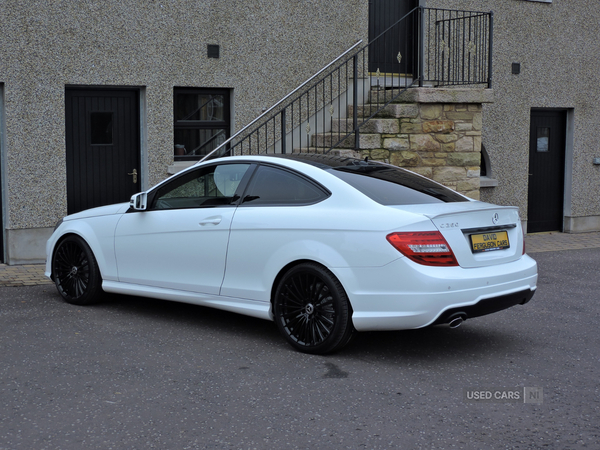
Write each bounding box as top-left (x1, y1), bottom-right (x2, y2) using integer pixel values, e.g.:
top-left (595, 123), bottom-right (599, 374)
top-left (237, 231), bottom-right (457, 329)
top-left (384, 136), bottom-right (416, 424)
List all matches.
top-left (199, 216), bottom-right (222, 226)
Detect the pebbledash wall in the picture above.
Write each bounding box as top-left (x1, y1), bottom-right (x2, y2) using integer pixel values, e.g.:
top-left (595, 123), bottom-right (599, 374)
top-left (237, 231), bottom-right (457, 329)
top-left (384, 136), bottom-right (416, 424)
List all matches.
top-left (0, 0), bottom-right (368, 264)
top-left (426, 0), bottom-right (600, 233)
top-left (3, 0), bottom-right (599, 265)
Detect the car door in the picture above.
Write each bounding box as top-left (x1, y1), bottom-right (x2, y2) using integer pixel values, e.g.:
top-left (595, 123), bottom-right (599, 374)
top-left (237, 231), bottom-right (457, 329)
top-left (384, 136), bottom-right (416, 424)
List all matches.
top-left (220, 164), bottom-right (331, 301)
top-left (114, 163), bottom-right (252, 294)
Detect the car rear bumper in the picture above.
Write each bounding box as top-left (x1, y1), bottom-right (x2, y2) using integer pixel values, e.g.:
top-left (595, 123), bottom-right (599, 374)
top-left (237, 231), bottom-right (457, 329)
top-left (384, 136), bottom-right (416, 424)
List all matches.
top-left (335, 254), bottom-right (538, 331)
top-left (430, 287), bottom-right (535, 326)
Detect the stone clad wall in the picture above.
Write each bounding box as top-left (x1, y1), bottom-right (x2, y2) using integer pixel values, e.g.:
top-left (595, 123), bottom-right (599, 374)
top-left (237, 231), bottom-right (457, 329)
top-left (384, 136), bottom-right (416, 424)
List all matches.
top-left (353, 88), bottom-right (493, 200)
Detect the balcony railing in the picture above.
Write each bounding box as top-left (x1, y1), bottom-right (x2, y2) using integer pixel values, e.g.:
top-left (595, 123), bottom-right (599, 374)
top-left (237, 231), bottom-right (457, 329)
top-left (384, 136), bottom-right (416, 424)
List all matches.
top-left (420, 8), bottom-right (493, 87)
top-left (202, 6), bottom-right (493, 162)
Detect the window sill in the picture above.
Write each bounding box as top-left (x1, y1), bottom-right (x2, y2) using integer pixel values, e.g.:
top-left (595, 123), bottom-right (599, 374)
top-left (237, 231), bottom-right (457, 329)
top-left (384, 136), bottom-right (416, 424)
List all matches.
top-left (168, 161), bottom-right (198, 175)
top-left (480, 176), bottom-right (498, 188)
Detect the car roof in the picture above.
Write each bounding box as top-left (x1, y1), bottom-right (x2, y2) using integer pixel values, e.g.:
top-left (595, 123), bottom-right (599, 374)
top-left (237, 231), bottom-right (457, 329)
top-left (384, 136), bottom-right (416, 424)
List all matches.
top-left (197, 153), bottom-right (456, 195)
top-left (207, 153), bottom-right (469, 204)
top-left (193, 153), bottom-right (386, 198)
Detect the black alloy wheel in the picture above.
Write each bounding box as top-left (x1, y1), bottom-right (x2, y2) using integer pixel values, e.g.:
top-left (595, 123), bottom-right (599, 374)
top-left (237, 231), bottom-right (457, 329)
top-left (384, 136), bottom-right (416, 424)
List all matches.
top-left (52, 235), bottom-right (102, 305)
top-left (273, 263), bottom-right (355, 354)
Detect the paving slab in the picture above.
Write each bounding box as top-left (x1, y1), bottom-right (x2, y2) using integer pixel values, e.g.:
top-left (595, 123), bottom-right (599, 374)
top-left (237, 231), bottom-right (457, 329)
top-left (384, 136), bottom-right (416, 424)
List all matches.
top-left (0, 264), bottom-right (52, 287)
top-left (525, 231), bottom-right (600, 253)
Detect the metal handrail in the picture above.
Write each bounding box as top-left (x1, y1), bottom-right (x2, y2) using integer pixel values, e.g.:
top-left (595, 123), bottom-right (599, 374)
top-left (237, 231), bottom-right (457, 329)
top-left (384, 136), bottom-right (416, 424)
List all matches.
top-left (199, 40), bottom-right (363, 163)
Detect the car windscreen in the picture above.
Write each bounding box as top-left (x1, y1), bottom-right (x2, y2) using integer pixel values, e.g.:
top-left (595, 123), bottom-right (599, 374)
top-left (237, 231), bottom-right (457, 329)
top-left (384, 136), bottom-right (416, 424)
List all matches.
top-left (328, 165), bottom-right (468, 205)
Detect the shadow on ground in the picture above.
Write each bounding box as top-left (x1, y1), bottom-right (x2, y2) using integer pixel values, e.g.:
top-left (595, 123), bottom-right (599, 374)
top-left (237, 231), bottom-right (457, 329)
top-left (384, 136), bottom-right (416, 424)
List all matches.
top-left (46, 290), bottom-right (526, 366)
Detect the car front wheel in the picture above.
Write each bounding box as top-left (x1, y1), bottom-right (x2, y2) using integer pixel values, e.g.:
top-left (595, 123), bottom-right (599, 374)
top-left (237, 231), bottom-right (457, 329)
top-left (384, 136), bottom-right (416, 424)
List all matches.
top-left (52, 235), bottom-right (102, 305)
top-left (273, 263), bottom-right (355, 354)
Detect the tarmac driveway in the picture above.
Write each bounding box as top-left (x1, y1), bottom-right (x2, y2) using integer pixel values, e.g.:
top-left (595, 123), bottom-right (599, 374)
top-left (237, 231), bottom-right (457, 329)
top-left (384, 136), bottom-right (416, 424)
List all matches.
top-left (0, 247), bottom-right (599, 449)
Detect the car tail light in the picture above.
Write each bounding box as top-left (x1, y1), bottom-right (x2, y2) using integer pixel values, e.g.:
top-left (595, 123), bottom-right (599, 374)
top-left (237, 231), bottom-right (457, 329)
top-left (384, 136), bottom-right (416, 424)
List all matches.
top-left (386, 231), bottom-right (459, 266)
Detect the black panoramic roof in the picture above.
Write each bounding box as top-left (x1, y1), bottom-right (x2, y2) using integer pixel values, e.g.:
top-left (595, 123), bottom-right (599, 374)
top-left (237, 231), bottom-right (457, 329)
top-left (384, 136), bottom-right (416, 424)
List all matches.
top-left (272, 152), bottom-right (385, 170)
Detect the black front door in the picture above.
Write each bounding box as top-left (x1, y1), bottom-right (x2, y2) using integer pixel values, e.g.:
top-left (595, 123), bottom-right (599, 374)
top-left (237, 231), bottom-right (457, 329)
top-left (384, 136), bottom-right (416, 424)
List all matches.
top-left (368, 0), bottom-right (418, 75)
top-left (527, 110), bottom-right (566, 233)
top-left (65, 88), bottom-right (141, 214)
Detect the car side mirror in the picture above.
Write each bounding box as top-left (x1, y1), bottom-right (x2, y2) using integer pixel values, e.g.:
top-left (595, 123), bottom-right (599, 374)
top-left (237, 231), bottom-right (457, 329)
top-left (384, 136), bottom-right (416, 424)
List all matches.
top-left (130, 192), bottom-right (148, 211)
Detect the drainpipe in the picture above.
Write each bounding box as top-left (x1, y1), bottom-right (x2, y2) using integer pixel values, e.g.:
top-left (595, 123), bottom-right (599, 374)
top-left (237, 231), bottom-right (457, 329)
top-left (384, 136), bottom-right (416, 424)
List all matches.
top-left (353, 54), bottom-right (359, 149)
top-left (488, 11), bottom-right (494, 89)
top-left (418, 6), bottom-right (425, 87)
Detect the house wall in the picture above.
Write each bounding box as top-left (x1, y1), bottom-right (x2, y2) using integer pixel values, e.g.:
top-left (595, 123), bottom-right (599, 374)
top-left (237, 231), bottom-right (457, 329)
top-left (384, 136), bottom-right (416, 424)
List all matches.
top-left (425, 0), bottom-right (600, 232)
top-left (0, 0), bottom-right (368, 263)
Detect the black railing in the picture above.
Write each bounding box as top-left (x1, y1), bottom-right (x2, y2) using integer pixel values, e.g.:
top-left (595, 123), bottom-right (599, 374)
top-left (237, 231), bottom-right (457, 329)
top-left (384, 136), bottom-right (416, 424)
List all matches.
top-left (420, 8), bottom-right (493, 88)
top-left (202, 7), bottom-right (493, 162)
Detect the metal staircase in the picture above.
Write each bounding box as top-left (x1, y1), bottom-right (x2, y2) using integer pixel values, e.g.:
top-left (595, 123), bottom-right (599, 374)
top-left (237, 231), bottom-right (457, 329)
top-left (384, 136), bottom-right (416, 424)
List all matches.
top-left (201, 7), bottom-right (493, 163)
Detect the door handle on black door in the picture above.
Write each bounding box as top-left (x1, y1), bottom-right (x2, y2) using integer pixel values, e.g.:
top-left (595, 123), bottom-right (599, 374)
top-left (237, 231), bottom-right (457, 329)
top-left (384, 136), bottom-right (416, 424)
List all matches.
top-left (128, 169), bottom-right (138, 184)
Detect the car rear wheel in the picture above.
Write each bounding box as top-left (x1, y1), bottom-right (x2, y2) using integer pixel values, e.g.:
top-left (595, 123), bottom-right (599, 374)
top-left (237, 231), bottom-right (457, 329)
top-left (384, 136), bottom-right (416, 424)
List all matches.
top-left (273, 263), bottom-right (355, 354)
top-left (52, 235), bottom-right (102, 305)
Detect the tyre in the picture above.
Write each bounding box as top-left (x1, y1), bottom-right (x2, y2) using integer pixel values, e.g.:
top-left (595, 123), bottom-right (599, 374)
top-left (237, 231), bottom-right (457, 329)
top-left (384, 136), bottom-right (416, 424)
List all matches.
top-left (52, 235), bottom-right (103, 305)
top-left (273, 263), bottom-right (355, 354)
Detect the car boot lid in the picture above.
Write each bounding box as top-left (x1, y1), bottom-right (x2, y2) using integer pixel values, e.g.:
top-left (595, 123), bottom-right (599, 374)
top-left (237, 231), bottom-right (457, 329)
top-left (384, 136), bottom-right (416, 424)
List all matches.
top-left (392, 202), bottom-right (524, 268)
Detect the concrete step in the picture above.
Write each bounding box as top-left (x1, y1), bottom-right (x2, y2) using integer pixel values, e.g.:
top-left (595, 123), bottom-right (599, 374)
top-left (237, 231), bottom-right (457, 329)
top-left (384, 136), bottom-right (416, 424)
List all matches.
top-left (311, 132), bottom-right (382, 150)
top-left (332, 118), bottom-right (400, 134)
top-left (368, 88), bottom-right (411, 104)
top-left (349, 102), bottom-right (418, 119)
top-left (369, 75), bottom-right (414, 89)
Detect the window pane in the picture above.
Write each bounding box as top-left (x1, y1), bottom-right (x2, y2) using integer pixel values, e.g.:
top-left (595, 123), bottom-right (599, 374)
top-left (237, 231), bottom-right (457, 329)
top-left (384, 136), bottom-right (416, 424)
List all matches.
top-left (536, 127), bottom-right (550, 152)
top-left (173, 88), bottom-right (230, 161)
top-left (242, 166), bottom-right (327, 206)
top-left (90, 112), bottom-right (113, 145)
top-left (175, 94), bottom-right (224, 122)
top-left (174, 128), bottom-right (227, 158)
top-left (329, 166), bottom-right (467, 204)
top-left (153, 164), bottom-right (250, 210)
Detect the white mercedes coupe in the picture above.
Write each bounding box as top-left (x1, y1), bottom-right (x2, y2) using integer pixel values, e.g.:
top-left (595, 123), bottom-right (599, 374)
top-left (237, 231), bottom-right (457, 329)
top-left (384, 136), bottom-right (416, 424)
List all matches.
top-left (46, 154), bottom-right (537, 354)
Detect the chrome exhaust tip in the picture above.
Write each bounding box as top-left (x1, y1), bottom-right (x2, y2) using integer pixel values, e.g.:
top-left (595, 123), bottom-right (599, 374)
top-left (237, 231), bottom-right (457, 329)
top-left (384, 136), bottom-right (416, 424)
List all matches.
top-left (448, 313), bottom-right (466, 329)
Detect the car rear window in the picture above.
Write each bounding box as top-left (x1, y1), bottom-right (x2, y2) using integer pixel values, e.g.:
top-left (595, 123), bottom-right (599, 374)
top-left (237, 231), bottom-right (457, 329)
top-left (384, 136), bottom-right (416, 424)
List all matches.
top-left (328, 165), bottom-right (468, 205)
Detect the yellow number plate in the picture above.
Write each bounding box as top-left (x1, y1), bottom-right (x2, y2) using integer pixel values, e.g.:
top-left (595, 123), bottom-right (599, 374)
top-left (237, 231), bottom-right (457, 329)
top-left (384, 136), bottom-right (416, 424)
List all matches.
top-left (470, 231), bottom-right (510, 253)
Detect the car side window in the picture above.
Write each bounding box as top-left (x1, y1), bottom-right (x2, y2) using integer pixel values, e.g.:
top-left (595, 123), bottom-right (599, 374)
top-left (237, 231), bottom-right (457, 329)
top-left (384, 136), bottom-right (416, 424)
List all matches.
top-left (241, 165), bottom-right (328, 206)
top-left (152, 163), bottom-right (251, 210)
